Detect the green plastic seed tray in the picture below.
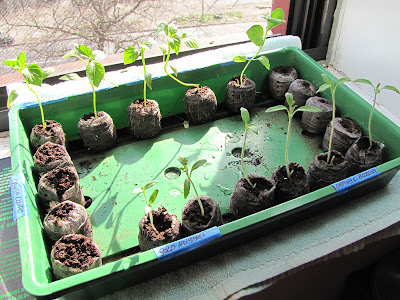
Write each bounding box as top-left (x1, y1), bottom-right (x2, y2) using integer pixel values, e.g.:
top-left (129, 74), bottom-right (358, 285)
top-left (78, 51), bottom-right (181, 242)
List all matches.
top-left (8, 47), bottom-right (400, 299)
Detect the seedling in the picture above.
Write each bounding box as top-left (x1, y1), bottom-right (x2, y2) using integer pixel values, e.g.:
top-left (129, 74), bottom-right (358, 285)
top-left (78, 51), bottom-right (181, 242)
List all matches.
top-left (124, 39), bottom-right (154, 106)
top-left (156, 23), bottom-right (200, 89)
top-left (239, 107), bottom-right (259, 187)
top-left (4, 52), bottom-right (54, 128)
top-left (317, 75), bottom-right (351, 164)
top-left (353, 79), bottom-right (400, 149)
top-left (266, 93), bottom-right (321, 179)
top-left (132, 180), bottom-right (159, 232)
top-left (177, 155), bottom-right (207, 216)
top-left (233, 8), bottom-right (285, 86)
top-left (61, 44), bottom-right (107, 119)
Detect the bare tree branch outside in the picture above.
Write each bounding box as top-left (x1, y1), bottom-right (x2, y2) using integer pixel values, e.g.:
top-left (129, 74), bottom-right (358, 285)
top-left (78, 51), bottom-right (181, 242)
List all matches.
top-left (0, 0), bottom-right (272, 77)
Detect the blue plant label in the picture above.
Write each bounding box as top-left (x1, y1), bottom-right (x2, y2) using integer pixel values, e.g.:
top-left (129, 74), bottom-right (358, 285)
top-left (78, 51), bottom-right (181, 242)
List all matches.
top-left (153, 227), bottom-right (222, 261)
top-left (332, 167), bottom-right (380, 194)
top-left (10, 173), bottom-right (30, 222)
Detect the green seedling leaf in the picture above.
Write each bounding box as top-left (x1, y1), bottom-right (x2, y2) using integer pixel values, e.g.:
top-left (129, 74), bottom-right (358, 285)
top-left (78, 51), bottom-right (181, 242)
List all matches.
top-left (156, 23), bottom-right (168, 35)
top-left (167, 23), bottom-right (178, 36)
top-left (59, 73), bottom-right (81, 81)
top-left (16, 52), bottom-right (26, 70)
top-left (182, 35), bottom-right (198, 49)
top-left (296, 106), bottom-right (323, 113)
top-left (248, 123), bottom-right (259, 135)
top-left (144, 204), bottom-right (152, 215)
top-left (177, 155), bottom-right (188, 166)
top-left (265, 105), bottom-right (287, 113)
top-left (76, 44), bottom-right (93, 59)
top-left (140, 40), bottom-right (153, 51)
top-left (42, 68), bottom-right (54, 80)
top-left (246, 25), bottom-right (264, 47)
top-left (354, 78), bottom-right (373, 86)
top-left (24, 64), bottom-right (43, 86)
top-left (168, 35), bottom-right (181, 55)
top-left (86, 61), bottom-right (105, 87)
top-left (317, 83), bottom-right (330, 93)
top-left (240, 107), bottom-right (250, 123)
top-left (321, 73), bottom-right (330, 84)
top-left (234, 56), bottom-right (247, 63)
top-left (145, 72), bottom-right (152, 89)
top-left (266, 8), bottom-right (286, 32)
top-left (132, 187), bottom-right (143, 194)
top-left (257, 56), bottom-right (270, 70)
top-left (337, 77), bottom-right (351, 86)
top-left (184, 177), bottom-right (190, 199)
top-left (382, 85), bottom-right (400, 93)
top-left (148, 188), bottom-right (159, 205)
top-left (159, 45), bottom-right (167, 55)
top-left (4, 60), bottom-right (17, 69)
top-left (144, 180), bottom-right (159, 190)
top-left (64, 50), bottom-right (78, 58)
top-left (191, 159), bottom-right (207, 174)
top-left (285, 92), bottom-right (295, 107)
top-left (7, 90), bottom-right (18, 108)
top-left (169, 64), bottom-right (178, 77)
top-left (124, 46), bottom-right (139, 65)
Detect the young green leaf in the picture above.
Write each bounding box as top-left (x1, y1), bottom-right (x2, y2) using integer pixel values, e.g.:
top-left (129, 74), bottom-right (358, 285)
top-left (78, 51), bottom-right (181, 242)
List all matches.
top-left (144, 72), bottom-right (152, 89)
top-left (7, 90), bottom-right (18, 108)
top-left (265, 105), bottom-right (287, 113)
top-left (86, 61), bottom-right (105, 87)
top-left (354, 78), bottom-right (373, 86)
top-left (177, 155), bottom-right (188, 166)
top-left (321, 73), bottom-right (330, 84)
top-left (240, 107), bottom-right (250, 123)
top-left (144, 180), bottom-right (159, 190)
top-left (132, 187), bottom-right (143, 194)
top-left (167, 23), bottom-right (178, 36)
top-left (156, 23), bottom-right (168, 35)
top-left (337, 77), bottom-right (351, 86)
top-left (234, 56), bottom-right (247, 63)
top-left (285, 92), bottom-right (295, 107)
top-left (76, 44), bottom-right (93, 59)
top-left (124, 46), bottom-right (139, 65)
top-left (42, 68), bottom-right (54, 80)
top-left (382, 85), bottom-right (400, 93)
top-left (296, 106), bottom-right (323, 113)
top-left (24, 64), bottom-right (43, 86)
top-left (248, 123), bottom-right (259, 135)
top-left (59, 73), bottom-right (81, 81)
top-left (64, 50), bottom-right (78, 58)
top-left (191, 159), bottom-right (207, 174)
top-left (184, 177), bottom-right (190, 199)
top-left (246, 25), bottom-right (264, 47)
top-left (266, 8), bottom-right (286, 32)
top-left (168, 35), bottom-right (181, 55)
top-left (16, 52), bottom-right (26, 70)
top-left (169, 64), bottom-right (178, 77)
top-left (257, 56), bottom-right (270, 70)
top-left (148, 188), bottom-right (159, 205)
top-left (317, 83), bottom-right (330, 93)
top-left (4, 60), bottom-right (17, 69)
top-left (159, 45), bottom-right (167, 55)
top-left (182, 35), bottom-right (199, 49)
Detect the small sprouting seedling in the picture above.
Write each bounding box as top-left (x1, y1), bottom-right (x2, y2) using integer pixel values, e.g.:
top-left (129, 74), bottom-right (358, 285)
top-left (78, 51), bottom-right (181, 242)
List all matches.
top-left (124, 39), bottom-right (154, 107)
top-left (266, 93), bottom-right (321, 179)
top-left (132, 180), bottom-right (159, 232)
top-left (233, 8), bottom-right (285, 86)
top-left (240, 107), bottom-right (259, 187)
top-left (353, 79), bottom-right (400, 149)
top-left (317, 75), bottom-right (351, 164)
top-left (156, 23), bottom-right (200, 89)
top-left (61, 44), bottom-right (107, 119)
top-left (177, 155), bottom-right (207, 216)
top-left (4, 52), bottom-right (54, 128)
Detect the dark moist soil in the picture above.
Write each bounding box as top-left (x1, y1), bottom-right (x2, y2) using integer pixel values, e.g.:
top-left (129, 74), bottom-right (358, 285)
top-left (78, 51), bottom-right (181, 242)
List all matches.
top-left (143, 207), bottom-right (176, 241)
top-left (131, 99), bottom-right (157, 112)
top-left (273, 163), bottom-right (309, 203)
top-left (183, 199), bottom-right (213, 226)
top-left (241, 176), bottom-right (274, 199)
top-left (84, 196), bottom-right (93, 209)
top-left (82, 112), bottom-right (96, 122)
top-left (53, 235), bottom-right (100, 270)
top-left (34, 143), bottom-right (66, 166)
top-left (33, 120), bottom-right (61, 135)
top-left (44, 168), bottom-right (75, 198)
top-left (228, 75), bottom-right (253, 88)
top-left (47, 201), bottom-right (74, 221)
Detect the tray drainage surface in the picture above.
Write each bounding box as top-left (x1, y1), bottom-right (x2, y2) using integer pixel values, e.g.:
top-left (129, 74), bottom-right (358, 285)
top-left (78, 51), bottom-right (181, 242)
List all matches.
top-left (164, 167), bottom-right (181, 179)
